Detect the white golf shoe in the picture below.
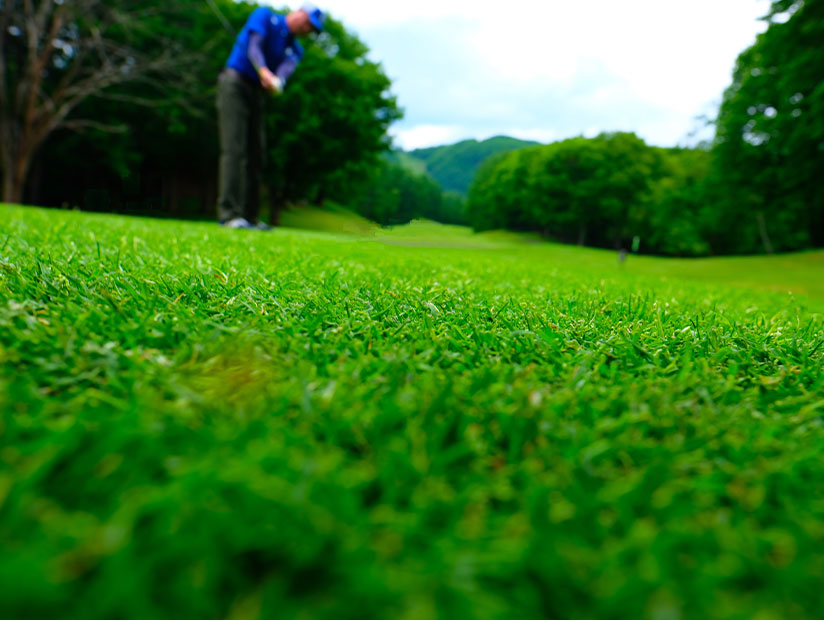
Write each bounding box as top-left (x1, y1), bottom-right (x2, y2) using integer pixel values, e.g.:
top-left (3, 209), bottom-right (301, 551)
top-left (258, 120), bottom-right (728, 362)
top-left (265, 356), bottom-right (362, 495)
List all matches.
top-left (221, 217), bottom-right (254, 229)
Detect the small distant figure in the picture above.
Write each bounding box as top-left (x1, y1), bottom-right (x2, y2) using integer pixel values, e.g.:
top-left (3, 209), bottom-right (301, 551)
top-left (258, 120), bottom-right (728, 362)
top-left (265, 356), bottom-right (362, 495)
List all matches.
top-left (619, 235), bottom-right (641, 265)
top-left (216, 4), bottom-right (326, 230)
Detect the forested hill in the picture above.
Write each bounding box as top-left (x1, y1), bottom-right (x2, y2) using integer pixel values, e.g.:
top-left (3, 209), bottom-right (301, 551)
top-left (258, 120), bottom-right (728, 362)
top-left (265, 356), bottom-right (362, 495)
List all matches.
top-left (407, 136), bottom-right (540, 194)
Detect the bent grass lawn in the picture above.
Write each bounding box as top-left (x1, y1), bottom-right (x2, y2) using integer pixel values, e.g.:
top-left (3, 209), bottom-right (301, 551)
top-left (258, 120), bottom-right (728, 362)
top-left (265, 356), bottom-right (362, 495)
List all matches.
top-left (1, 205), bottom-right (823, 619)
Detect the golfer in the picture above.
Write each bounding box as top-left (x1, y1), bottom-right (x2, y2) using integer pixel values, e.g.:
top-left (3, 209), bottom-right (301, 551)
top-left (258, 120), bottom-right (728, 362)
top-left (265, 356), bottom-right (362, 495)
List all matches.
top-left (217, 4), bottom-right (326, 229)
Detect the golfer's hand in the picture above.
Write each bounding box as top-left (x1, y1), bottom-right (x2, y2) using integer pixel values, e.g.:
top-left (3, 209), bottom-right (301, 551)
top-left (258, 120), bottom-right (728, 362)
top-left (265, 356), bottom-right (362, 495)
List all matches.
top-left (258, 68), bottom-right (283, 95)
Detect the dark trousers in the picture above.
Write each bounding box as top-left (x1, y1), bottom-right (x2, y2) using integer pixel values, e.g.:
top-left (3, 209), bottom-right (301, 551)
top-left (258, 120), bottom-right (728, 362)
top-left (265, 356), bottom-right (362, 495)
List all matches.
top-left (217, 69), bottom-right (264, 223)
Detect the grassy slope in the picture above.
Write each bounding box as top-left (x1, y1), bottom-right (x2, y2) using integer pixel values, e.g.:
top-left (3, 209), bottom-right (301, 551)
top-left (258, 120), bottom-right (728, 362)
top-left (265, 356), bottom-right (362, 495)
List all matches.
top-left (381, 223), bottom-right (824, 305)
top-left (282, 212), bottom-right (824, 305)
top-left (1, 205), bottom-right (823, 619)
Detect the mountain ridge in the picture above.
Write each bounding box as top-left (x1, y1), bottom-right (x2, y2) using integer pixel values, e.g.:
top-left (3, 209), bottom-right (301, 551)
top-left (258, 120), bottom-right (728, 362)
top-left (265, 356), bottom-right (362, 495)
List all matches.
top-left (400, 135), bottom-right (541, 195)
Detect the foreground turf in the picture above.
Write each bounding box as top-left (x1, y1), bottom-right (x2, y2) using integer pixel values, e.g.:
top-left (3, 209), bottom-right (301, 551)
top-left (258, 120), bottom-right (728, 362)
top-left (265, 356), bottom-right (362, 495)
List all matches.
top-left (1, 205), bottom-right (823, 619)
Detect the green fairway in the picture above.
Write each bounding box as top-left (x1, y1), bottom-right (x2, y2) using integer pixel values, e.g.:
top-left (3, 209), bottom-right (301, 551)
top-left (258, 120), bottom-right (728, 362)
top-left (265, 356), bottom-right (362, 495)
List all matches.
top-left (281, 210), bottom-right (824, 304)
top-left (1, 205), bottom-right (823, 619)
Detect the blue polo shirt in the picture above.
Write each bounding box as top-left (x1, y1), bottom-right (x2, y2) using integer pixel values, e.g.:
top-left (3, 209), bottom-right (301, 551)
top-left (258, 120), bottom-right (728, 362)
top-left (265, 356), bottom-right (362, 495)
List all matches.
top-left (226, 8), bottom-right (304, 84)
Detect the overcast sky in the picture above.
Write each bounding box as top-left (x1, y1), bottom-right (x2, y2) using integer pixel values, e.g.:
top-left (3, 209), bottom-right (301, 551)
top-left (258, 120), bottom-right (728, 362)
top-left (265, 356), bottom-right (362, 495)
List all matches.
top-left (281, 1), bottom-right (772, 150)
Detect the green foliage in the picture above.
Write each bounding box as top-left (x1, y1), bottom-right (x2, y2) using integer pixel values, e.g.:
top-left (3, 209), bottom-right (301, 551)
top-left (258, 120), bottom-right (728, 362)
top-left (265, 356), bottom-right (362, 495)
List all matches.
top-left (636, 148), bottom-right (714, 256)
top-left (439, 191), bottom-right (468, 225)
top-left (466, 137), bottom-right (744, 257)
top-left (352, 158), bottom-right (446, 225)
top-left (358, 152), bottom-right (467, 226)
top-left (713, 0), bottom-right (824, 252)
top-left (463, 151), bottom-right (522, 231)
top-left (1, 206), bottom-right (824, 619)
top-left (468, 133), bottom-right (666, 250)
top-left (409, 136), bottom-right (540, 195)
top-left (386, 150), bottom-right (429, 176)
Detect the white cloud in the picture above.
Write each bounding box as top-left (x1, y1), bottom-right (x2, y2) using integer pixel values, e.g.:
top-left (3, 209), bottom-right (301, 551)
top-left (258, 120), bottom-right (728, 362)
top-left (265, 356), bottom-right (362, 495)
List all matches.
top-left (392, 125), bottom-right (466, 150)
top-left (274, 0), bottom-right (771, 148)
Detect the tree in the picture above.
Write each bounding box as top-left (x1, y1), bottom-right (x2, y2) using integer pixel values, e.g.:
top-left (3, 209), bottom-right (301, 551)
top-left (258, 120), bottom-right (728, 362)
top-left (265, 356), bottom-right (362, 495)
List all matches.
top-left (0, 0), bottom-right (205, 204)
top-left (438, 191), bottom-right (467, 225)
top-left (353, 158), bottom-right (444, 226)
top-left (467, 134), bottom-right (658, 249)
top-left (713, 0), bottom-right (824, 252)
top-left (466, 148), bottom-right (541, 232)
top-left (636, 148), bottom-right (713, 256)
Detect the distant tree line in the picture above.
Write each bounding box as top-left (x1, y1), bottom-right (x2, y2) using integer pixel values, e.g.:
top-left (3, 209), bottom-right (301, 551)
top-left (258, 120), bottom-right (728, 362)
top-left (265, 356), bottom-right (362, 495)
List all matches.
top-left (468, 0), bottom-right (822, 255)
top-left (352, 155), bottom-right (466, 226)
top-left (467, 134), bottom-right (714, 255)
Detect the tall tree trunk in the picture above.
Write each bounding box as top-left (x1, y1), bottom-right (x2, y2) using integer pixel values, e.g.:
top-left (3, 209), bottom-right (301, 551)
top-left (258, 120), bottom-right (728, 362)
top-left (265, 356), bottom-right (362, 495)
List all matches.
top-left (0, 128), bottom-right (13, 204)
top-left (756, 211), bottom-right (774, 254)
top-left (577, 223), bottom-right (587, 246)
top-left (2, 149), bottom-right (34, 205)
top-left (2, 164), bottom-right (24, 205)
top-left (1, 121), bottom-right (37, 205)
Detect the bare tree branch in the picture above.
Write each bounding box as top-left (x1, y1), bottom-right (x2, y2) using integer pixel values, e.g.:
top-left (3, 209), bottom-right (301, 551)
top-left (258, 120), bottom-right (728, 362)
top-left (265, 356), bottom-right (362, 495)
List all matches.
top-left (35, 0), bottom-right (55, 40)
top-left (1, 0), bottom-right (212, 203)
top-left (24, 6), bottom-right (64, 132)
top-left (93, 90), bottom-right (180, 107)
top-left (48, 47), bottom-right (178, 126)
top-left (17, 0), bottom-right (37, 114)
top-left (62, 119), bottom-right (128, 133)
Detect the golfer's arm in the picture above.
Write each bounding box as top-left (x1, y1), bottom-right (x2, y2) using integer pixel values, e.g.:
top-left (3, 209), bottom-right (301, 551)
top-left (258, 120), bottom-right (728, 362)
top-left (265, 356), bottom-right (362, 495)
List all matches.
top-left (249, 33), bottom-right (300, 87)
top-left (275, 57), bottom-right (299, 84)
top-left (248, 32), bottom-right (266, 74)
